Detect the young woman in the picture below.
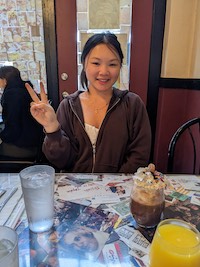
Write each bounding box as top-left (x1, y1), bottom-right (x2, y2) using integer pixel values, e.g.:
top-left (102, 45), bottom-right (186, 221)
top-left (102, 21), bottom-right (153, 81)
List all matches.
top-left (26, 32), bottom-right (151, 173)
top-left (0, 66), bottom-right (42, 159)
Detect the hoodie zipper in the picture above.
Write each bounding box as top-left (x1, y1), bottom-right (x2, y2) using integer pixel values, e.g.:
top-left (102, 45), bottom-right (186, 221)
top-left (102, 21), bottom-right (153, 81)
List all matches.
top-left (69, 101), bottom-right (96, 171)
top-left (91, 143), bottom-right (96, 173)
top-left (69, 97), bottom-right (121, 172)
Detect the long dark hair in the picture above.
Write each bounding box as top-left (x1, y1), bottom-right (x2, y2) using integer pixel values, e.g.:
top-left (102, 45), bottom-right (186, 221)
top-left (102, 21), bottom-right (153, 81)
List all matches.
top-left (80, 32), bottom-right (124, 89)
top-left (0, 66), bottom-right (32, 88)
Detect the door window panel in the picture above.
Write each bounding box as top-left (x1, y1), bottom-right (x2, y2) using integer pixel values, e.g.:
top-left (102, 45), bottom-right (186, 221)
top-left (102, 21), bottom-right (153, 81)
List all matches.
top-left (161, 0), bottom-right (200, 78)
top-left (76, 0), bottom-right (132, 90)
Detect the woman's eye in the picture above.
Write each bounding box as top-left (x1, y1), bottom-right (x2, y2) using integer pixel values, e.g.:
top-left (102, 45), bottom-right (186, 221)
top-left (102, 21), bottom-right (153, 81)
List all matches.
top-left (74, 236), bottom-right (81, 242)
top-left (92, 62), bottom-right (99, 65)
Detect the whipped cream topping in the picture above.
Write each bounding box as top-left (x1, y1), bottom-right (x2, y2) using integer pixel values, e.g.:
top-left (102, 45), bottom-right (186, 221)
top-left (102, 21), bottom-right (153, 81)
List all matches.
top-left (131, 164), bottom-right (167, 205)
top-left (133, 163), bottom-right (168, 190)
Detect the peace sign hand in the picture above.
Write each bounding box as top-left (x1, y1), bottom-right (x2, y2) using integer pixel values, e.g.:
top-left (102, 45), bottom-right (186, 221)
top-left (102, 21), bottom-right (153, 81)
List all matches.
top-left (25, 82), bottom-right (60, 133)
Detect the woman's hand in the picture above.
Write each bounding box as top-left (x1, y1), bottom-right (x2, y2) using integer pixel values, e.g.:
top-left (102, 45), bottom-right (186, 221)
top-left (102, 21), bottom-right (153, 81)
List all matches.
top-left (25, 82), bottom-right (60, 133)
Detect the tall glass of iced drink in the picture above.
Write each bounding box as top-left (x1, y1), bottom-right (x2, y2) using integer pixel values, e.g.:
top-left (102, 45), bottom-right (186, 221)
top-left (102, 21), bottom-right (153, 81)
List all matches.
top-left (130, 164), bottom-right (165, 228)
top-left (20, 165), bottom-right (55, 233)
top-left (0, 226), bottom-right (19, 267)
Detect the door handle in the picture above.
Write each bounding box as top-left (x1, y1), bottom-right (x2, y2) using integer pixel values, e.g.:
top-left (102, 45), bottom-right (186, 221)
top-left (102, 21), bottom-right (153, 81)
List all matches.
top-left (62, 91), bottom-right (69, 98)
top-left (61, 73), bottom-right (68, 81)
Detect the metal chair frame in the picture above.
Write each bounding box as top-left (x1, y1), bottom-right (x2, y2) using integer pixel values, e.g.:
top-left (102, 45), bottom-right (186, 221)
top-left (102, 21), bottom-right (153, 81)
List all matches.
top-left (167, 117), bottom-right (200, 174)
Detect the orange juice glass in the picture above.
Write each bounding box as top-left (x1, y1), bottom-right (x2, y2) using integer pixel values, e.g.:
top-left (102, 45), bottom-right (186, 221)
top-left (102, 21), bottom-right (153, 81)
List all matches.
top-left (149, 219), bottom-right (200, 267)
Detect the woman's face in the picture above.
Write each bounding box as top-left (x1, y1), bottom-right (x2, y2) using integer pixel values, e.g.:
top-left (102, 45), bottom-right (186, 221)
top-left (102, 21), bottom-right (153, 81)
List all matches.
top-left (64, 228), bottom-right (99, 252)
top-left (0, 78), bottom-right (6, 89)
top-left (84, 44), bottom-right (121, 93)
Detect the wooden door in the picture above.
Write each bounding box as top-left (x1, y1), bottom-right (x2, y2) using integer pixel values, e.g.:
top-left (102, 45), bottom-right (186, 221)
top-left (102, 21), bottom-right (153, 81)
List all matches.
top-left (52, 0), bottom-right (141, 101)
top-left (43, 0), bottom-right (153, 106)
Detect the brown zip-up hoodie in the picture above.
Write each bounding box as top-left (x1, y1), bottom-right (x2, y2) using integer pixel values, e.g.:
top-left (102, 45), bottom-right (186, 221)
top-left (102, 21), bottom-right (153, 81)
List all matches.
top-left (43, 88), bottom-right (151, 173)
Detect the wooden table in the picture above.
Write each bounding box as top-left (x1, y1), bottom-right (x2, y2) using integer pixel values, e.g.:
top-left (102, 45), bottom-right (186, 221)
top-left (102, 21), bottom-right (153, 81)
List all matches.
top-left (0, 173), bottom-right (200, 267)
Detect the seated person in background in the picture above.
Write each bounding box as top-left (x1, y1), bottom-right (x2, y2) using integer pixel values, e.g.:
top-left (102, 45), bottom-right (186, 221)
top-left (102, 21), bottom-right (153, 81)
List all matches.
top-left (0, 66), bottom-right (43, 159)
top-left (26, 32), bottom-right (151, 173)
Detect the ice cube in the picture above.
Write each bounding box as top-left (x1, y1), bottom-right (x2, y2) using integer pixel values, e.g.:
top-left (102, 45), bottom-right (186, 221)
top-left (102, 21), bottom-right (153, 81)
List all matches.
top-left (0, 239), bottom-right (14, 259)
top-left (26, 172), bottom-right (51, 188)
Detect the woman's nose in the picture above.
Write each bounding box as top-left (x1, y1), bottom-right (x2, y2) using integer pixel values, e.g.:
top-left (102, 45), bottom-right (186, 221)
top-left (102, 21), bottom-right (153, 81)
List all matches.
top-left (99, 65), bottom-right (109, 74)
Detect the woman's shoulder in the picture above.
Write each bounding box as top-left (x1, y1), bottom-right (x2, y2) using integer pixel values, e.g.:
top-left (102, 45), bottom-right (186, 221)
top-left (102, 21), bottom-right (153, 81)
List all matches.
top-left (57, 90), bottom-right (83, 111)
top-left (113, 88), bottom-right (142, 103)
top-left (60, 90), bottom-right (84, 103)
top-left (63, 90), bottom-right (83, 98)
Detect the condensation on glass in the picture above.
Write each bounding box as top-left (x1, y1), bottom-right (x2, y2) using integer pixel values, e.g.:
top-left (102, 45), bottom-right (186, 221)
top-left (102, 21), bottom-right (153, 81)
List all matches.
top-left (76, 0), bottom-right (133, 90)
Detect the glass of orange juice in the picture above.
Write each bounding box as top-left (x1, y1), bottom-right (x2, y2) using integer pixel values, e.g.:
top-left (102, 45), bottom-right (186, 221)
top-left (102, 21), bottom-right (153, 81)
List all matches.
top-left (149, 219), bottom-right (200, 267)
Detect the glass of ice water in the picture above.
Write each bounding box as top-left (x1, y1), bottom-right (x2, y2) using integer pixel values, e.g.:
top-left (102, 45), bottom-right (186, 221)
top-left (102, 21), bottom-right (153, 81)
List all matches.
top-left (20, 165), bottom-right (55, 233)
top-left (0, 226), bottom-right (19, 267)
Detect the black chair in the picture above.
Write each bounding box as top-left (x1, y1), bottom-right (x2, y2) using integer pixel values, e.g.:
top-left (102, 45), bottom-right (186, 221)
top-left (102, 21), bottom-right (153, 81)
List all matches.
top-left (0, 157), bottom-right (41, 173)
top-left (0, 133), bottom-right (47, 173)
top-left (167, 117), bottom-right (200, 174)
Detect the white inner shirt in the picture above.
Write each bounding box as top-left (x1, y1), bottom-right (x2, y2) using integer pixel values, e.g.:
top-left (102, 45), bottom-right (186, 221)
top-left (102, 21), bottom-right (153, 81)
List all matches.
top-left (85, 123), bottom-right (99, 146)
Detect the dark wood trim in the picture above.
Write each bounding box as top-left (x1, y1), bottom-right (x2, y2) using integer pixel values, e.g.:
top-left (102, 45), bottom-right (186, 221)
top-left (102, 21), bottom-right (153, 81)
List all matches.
top-left (146, 0), bottom-right (167, 160)
top-left (55, 0), bottom-right (78, 99)
top-left (42, 0), bottom-right (59, 110)
top-left (160, 78), bottom-right (200, 90)
top-left (129, 0), bottom-right (154, 104)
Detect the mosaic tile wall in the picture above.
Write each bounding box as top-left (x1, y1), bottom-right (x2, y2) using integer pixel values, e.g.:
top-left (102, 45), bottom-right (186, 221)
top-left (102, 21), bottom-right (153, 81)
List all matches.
top-left (0, 0), bottom-right (46, 92)
top-left (77, 0), bottom-right (132, 90)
